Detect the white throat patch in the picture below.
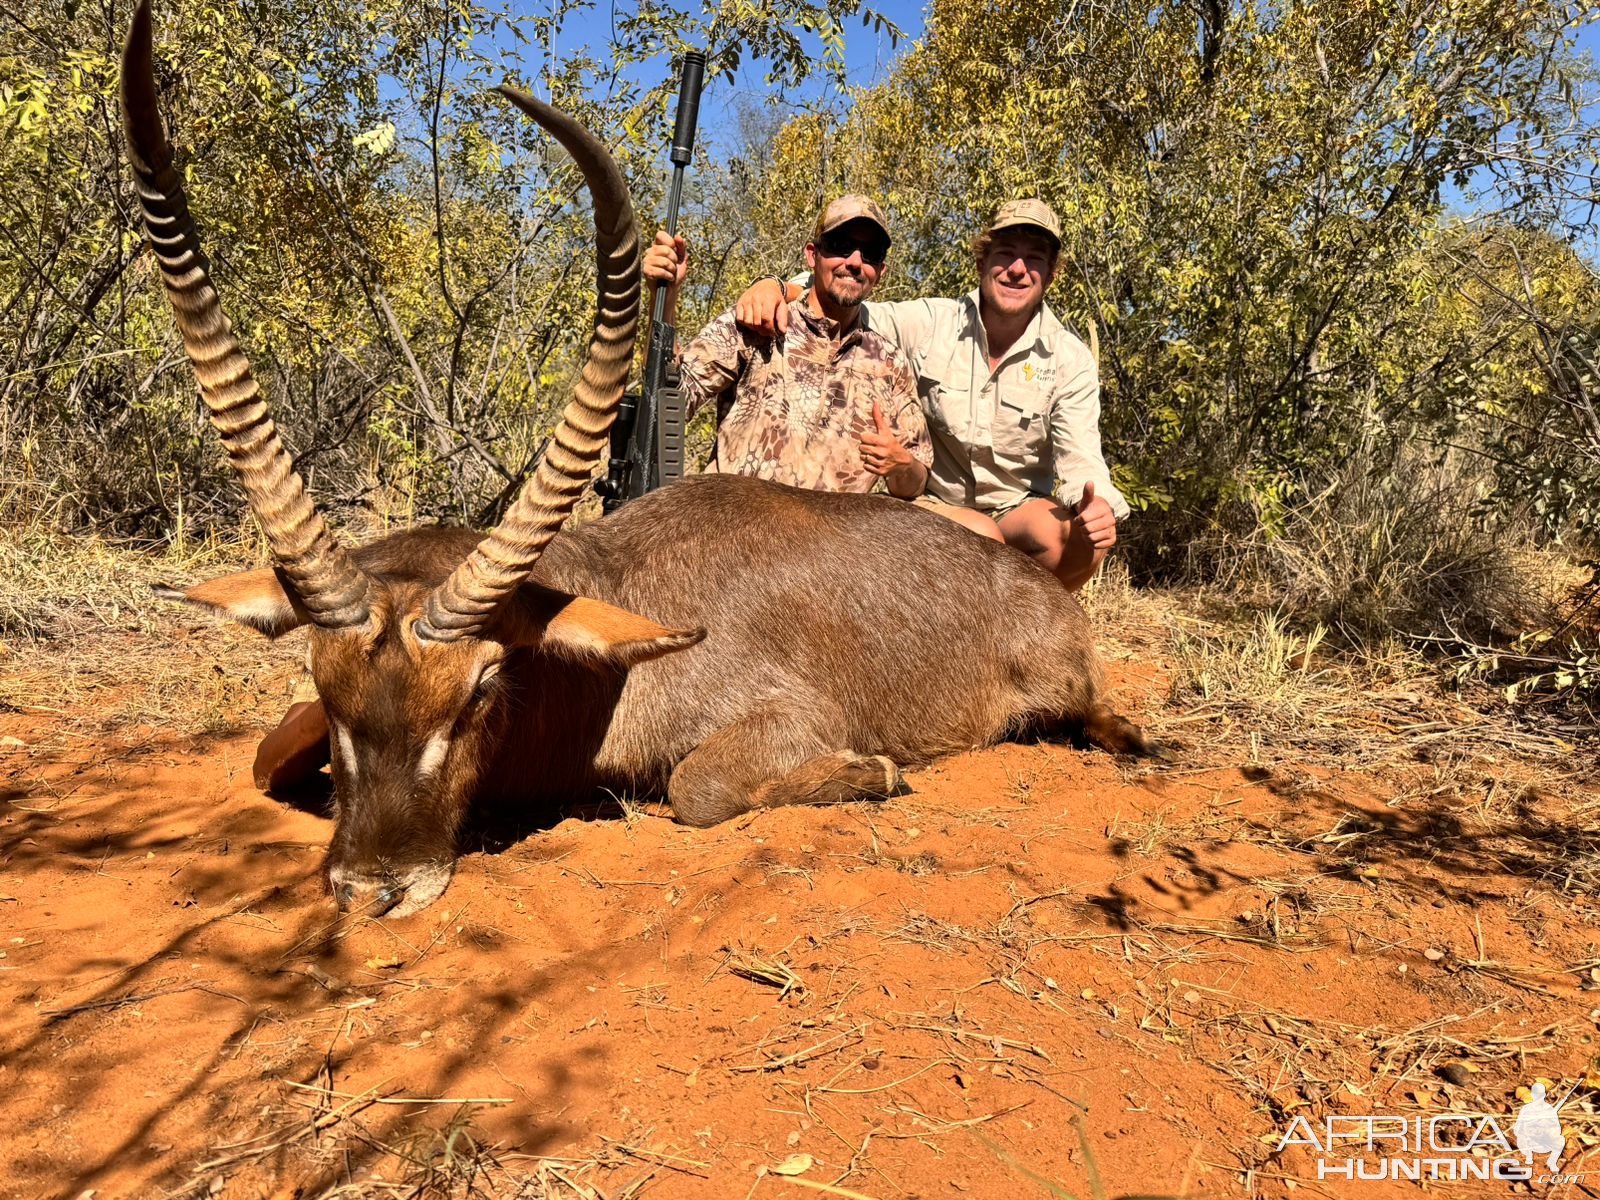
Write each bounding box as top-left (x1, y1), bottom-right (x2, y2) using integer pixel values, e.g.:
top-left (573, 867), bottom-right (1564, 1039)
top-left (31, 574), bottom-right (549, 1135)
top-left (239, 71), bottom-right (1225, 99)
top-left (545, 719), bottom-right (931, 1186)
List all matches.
top-left (333, 723), bottom-right (358, 783)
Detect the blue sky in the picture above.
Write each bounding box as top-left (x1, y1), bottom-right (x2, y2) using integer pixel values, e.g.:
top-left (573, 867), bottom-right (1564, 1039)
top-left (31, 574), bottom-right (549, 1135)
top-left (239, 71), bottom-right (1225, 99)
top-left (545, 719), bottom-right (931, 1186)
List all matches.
top-left (537, 0), bottom-right (929, 145)
top-left (688, 0), bottom-right (925, 155)
top-left (705, 0), bottom-right (927, 118)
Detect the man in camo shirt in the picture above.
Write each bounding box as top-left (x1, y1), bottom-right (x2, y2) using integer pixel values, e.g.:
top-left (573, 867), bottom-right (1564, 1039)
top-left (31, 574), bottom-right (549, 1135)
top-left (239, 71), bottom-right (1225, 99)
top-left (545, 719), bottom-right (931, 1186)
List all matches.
top-left (640, 196), bottom-right (931, 498)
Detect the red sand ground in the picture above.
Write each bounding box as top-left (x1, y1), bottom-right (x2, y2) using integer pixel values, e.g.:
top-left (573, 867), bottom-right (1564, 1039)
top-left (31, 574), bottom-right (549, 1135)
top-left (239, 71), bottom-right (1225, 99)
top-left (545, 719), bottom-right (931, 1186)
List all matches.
top-left (1, 631), bottom-right (1597, 1199)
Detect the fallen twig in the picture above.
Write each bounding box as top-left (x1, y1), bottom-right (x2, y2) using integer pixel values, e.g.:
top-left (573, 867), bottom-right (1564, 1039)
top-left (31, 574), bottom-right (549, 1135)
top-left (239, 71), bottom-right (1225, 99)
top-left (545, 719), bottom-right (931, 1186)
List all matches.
top-left (732, 1023), bottom-right (867, 1073)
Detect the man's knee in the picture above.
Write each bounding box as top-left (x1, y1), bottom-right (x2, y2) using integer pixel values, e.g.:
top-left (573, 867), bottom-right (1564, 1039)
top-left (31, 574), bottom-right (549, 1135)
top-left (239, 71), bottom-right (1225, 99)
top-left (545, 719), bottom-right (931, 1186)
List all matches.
top-left (995, 499), bottom-right (1110, 592)
top-left (959, 509), bottom-right (1005, 542)
top-left (1056, 544), bottom-right (1108, 592)
top-left (997, 498), bottom-right (1069, 561)
top-left (920, 499), bottom-right (1004, 542)
top-left (1001, 523), bottom-right (1054, 560)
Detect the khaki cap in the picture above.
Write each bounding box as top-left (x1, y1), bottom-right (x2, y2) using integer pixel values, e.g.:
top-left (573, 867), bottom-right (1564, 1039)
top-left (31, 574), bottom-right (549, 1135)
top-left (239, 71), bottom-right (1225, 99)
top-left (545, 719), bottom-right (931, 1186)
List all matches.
top-left (812, 194), bottom-right (892, 244)
top-left (987, 198), bottom-right (1062, 245)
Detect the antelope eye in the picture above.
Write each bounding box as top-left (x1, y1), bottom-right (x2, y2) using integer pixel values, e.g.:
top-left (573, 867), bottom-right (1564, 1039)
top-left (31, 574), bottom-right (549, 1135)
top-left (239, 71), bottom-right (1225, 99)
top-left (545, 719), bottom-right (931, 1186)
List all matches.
top-left (471, 662), bottom-right (502, 699)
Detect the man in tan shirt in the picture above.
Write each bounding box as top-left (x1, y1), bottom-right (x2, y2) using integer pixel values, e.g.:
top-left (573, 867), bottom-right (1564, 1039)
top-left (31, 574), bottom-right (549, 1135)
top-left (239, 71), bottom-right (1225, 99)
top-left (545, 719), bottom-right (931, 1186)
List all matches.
top-left (735, 199), bottom-right (1125, 592)
top-left (641, 196), bottom-right (931, 499)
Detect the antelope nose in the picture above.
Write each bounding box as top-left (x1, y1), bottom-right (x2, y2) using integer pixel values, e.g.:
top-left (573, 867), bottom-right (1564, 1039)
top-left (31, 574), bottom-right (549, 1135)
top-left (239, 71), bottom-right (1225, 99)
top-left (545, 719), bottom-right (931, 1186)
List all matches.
top-left (332, 877), bottom-right (404, 917)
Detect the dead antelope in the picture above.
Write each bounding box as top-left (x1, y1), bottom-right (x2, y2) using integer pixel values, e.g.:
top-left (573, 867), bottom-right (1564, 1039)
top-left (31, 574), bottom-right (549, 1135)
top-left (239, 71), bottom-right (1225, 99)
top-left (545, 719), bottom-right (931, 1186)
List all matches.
top-left (124, 0), bottom-right (1161, 918)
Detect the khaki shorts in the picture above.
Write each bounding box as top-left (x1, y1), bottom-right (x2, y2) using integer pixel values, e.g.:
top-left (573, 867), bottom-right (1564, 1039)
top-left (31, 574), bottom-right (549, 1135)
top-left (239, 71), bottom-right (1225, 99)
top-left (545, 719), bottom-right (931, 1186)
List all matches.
top-left (913, 491), bottom-right (1052, 521)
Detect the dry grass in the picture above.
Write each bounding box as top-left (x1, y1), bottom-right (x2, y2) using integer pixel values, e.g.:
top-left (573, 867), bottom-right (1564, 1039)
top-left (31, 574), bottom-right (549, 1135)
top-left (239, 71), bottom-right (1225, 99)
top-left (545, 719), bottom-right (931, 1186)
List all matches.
top-left (0, 523), bottom-right (248, 642)
top-left (1130, 441), bottom-right (1600, 719)
top-left (1085, 544), bottom-right (1589, 787)
top-left (0, 518), bottom-right (298, 747)
top-left (1177, 443), bottom-right (1557, 643)
top-left (1137, 597), bottom-right (1587, 778)
top-left (721, 945), bottom-right (809, 1003)
top-left (1077, 555), bottom-right (1171, 628)
top-left (187, 1090), bottom-right (684, 1199)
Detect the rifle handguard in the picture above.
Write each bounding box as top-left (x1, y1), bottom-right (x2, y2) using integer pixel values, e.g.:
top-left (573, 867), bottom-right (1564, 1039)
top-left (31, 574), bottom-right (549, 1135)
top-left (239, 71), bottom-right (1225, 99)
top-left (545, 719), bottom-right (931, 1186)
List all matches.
top-left (654, 379), bottom-right (687, 487)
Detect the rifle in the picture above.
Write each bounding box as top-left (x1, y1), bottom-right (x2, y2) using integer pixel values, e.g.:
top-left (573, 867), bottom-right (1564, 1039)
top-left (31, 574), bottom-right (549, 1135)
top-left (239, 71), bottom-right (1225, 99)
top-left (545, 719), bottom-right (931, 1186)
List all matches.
top-left (595, 49), bottom-right (706, 513)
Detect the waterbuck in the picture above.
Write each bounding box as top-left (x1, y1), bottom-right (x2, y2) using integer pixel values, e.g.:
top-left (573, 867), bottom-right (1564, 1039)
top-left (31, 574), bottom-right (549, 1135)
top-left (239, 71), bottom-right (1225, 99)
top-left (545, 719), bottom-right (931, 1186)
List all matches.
top-left (124, 0), bottom-right (1159, 918)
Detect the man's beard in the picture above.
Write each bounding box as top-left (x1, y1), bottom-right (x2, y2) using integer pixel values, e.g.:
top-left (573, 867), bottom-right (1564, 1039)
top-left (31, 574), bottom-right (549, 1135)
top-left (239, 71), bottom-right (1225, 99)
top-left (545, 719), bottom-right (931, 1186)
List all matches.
top-left (818, 270), bottom-right (869, 311)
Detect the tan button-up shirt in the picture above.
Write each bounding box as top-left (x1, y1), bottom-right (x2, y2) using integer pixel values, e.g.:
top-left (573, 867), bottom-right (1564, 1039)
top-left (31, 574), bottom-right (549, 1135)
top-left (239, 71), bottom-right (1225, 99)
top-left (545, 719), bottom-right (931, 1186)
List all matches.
top-left (675, 297), bottom-right (931, 494)
top-left (862, 292), bottom-right (1129, 518)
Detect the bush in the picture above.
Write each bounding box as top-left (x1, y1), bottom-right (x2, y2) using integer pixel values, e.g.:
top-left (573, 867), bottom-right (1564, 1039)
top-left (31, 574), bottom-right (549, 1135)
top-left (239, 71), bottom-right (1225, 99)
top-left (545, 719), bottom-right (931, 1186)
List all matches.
top-left (1143, 441), bottom-right (1554, 643)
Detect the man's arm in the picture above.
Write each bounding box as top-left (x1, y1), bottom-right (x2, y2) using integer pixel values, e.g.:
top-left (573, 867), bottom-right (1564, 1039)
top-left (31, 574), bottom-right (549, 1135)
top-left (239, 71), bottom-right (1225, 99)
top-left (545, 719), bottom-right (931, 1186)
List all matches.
top-left (673, 310), bottom-right (750, 422)
top-left (729, 277), bottom-right (945, 365)
top-left (640, 230), bottom-right (746, 421)
top-left (641, 230), bottom-right (688, 324)
top-left (1048, 348), bottom-right (1130, 541)
top-left (733, 277), bottom-right (800, 334)
top-left (882, 357), bottom-right (933, 497)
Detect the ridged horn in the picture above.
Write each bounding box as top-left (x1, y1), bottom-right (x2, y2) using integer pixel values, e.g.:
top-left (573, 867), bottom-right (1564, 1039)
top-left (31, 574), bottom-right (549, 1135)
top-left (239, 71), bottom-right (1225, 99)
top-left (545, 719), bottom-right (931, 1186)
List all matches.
top-left (121, 0), bottom-right (370, 629)
top-left (417, 86), bottom-right (641, 641)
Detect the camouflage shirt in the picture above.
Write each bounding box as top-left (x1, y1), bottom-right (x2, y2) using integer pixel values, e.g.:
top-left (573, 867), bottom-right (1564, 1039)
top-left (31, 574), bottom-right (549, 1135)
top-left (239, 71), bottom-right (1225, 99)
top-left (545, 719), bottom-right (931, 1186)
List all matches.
top-left (676, 296), bottom-right (931, 494)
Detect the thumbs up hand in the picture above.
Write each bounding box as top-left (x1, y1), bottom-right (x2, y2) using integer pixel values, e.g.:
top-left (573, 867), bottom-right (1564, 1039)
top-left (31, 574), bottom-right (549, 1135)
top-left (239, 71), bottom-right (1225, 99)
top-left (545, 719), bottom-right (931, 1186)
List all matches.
top-left (860, 400), bottom-right (913, 477)
top-left (1068, 479), bottom-right (1118, 550)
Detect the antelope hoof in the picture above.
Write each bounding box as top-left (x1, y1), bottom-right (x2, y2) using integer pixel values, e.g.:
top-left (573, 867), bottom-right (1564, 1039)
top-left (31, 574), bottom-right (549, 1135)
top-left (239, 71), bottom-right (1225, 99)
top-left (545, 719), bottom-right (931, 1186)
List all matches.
top-left (869, 755), bottom-right (900, 797)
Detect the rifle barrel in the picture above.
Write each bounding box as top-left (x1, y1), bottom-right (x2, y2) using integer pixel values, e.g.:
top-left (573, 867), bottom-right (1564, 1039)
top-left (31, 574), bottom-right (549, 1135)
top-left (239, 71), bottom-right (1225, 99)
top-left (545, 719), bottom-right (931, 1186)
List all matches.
top-left (602, 49), bottom-right (707, 506)
top-left (652, 50), bottom-right (705, 325)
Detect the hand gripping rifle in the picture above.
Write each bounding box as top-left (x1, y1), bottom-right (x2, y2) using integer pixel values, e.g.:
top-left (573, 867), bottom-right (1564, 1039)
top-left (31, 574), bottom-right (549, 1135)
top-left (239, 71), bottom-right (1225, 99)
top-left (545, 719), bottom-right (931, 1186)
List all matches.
top-left (595, 49), bottom-right (706, 513)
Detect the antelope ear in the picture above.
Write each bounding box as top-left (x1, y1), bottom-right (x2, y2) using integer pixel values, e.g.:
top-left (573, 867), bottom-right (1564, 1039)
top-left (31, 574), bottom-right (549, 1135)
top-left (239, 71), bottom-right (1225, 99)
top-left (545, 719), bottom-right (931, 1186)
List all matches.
top-left (153, 567), bottom-right (311, 637)
top-left (505, 590), bottom-right (705, 668)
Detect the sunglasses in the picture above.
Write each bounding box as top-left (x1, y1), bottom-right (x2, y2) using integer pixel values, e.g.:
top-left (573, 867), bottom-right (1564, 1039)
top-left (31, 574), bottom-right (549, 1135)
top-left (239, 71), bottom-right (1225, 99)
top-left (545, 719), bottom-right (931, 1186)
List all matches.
top-left (817, 230), bottom-right (889, 266)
